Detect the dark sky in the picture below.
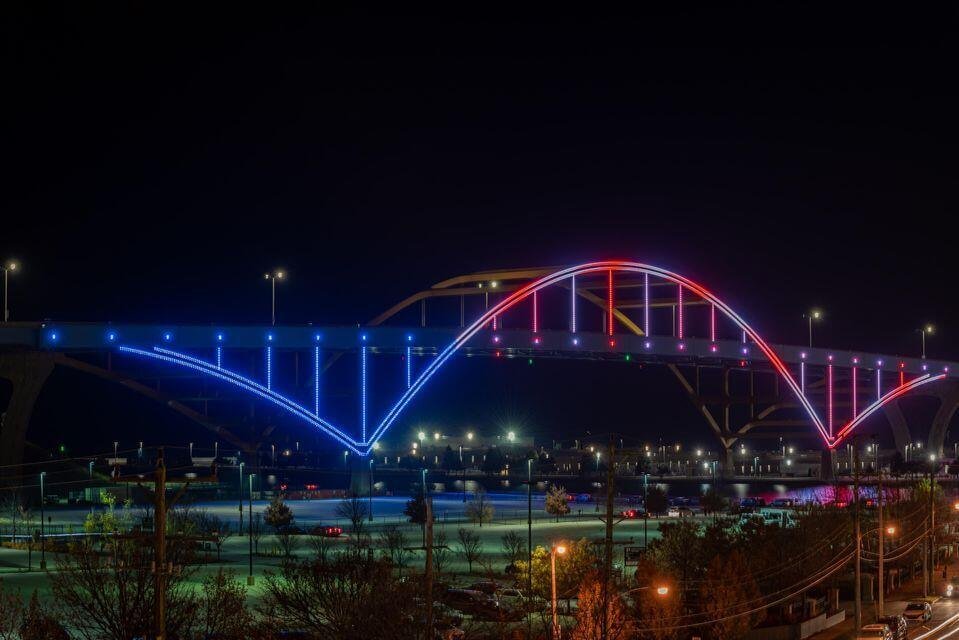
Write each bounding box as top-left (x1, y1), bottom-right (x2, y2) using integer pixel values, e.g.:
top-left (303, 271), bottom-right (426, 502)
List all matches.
top-left (3, 6), bottom-right (958, 451)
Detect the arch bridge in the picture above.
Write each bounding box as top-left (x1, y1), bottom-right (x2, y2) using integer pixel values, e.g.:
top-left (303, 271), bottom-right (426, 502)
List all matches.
top-left (1, 261), bottom-right (956, 475)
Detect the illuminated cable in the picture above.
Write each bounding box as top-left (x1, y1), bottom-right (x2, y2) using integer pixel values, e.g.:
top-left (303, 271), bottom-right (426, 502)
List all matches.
top-left (607, 270), bottom-right (614, 336)
top-left (266, 346), bottom-right (272, 390)
top-left (313, 346), bottom-right (320, 417)
top-left (361, 345), bottom-right (367, 442)
top-left (570, 274), bottom-right (576, 333)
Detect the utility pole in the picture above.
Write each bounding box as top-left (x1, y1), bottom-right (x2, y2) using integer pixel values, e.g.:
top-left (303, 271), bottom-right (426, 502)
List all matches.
top-left (853, 442), bottom-right (862, 633)
top-left (527, 456), bottom-right (533, 640)
top-left (424, 494), bottom-right (434, 640)
top-left (602, 434), bottom-right (616, 640)
top-left (875, 436), bottom-right (885, 619)
top-left (112, 448), bottom-right (217, 640)
top-left (929, 457), bottom-right (937, 596)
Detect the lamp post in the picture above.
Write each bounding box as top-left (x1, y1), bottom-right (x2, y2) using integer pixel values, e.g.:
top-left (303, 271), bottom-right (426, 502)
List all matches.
top-left (248, 473), bottom-right (255, 585)
top-left (368, 458), bottom-right (374, 523)
top-left (551, 544), bottom-right (567, 639)
top-left (39, 471), bottom-right (46, 570)
top-left (262, 269), bottom-right (285, 326)
top-left (238, 461), bottom-right (245, 536)
top-left (2, 260), bottom-right (18, 322)
top-left (804, 309), bottom-right (823, 347)
top-left (920, 324), bottom-right (934, 359)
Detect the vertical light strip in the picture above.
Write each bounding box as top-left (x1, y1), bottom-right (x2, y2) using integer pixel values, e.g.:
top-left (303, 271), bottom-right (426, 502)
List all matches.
top-left (216, 346), bottom-right (222, 369)
top-left (876, 368), bottom-right (882, 401)
top-left (532, 291), bottom-right (539, 333)
top-left (607, 270), bottom-right (614, 336)
top-left (644, 273), bottom-right (650, 336)
top-left (710, 304), bottom-right (716, 342)
top-left (800, 361), bottom-right (806, 394)
top-left (742, 330), bottom-right (747, 344)
top-left (492, 314), bottom-right (497, 331)
top-left (571, 274), bottom-right (577, 333)
top-left (266, 346), bottom-right (273, 391)
top-left (827, 364), bottom-right (834, 437)
top-left (677, 285), bottom-right (684, 339)
top-left (899, 367), bottom-right (905, 387)
top-left (406, 346), bottom-right (412, 389)
top-left (361, 346), bottom-right (368, 442)
top-left (851, 366), bottom-right (858, 418)
top-left (313, 346), bottom-right (320, 416)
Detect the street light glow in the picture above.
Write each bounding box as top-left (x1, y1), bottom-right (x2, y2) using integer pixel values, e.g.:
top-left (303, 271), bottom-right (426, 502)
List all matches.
top-left (886, 525), bottom-right (897, 535)
top-left (467, 431), bottom-right (474, 440)
top-left (418, 431), bottom-right (426, 442)
top-left (507, 431), bottom-right (516, 442)
top-left (554, 545), bottom-right (567, 555)
top-left (656, 586), bottom-right (669, 596)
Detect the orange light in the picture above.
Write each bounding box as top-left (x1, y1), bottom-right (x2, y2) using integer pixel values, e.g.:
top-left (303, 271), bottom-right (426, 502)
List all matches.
top-left (953, 502), bottom-right (959, 511)
top-left (886, 526), bottom-right (896, 535)
top-left (656, 586), bottom-right (669, 596)
top-left (554, 545), bottom-right (567, 555)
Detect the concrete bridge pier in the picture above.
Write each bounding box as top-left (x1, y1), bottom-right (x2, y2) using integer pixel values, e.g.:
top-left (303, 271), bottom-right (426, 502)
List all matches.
top-left (720, 444), bottom-right (736, 479)
top-left (0, 352), bottom-right (55, 487)
top-left (820, 448), bottom-right (835, 481)
top-left (349, 460), bottom-right (373, 496)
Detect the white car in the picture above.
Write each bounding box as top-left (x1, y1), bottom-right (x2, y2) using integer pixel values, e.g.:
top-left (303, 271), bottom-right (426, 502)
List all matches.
top-left (902, 601), bottom-right (932, 623)
top-left (856, 623), bottom-right (892, 640)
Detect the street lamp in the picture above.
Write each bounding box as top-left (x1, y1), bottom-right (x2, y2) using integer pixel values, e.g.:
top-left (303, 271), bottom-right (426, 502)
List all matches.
top-left (248, 473), bottom-right (255, 585)
top-left (507, 431), bottom-right (516, 443)
top-left (466, 431), bottom-right (474, 441)
top-left (920, 324), bottom-right (935, 359)
top-left (2, 260), bottom-right (18, 322)
top-left (39, 471), bottom-right (46, 569)
top-left (804, 309), bottom-right (823, 347)
top-left (238, 461), bottom-right (245, 535)
top-left (262, 269), bottom-right (285, 326)
top-left (551, 544), bottom-right (568, 639)
top-left (368, 458), bottom-right (374, 523)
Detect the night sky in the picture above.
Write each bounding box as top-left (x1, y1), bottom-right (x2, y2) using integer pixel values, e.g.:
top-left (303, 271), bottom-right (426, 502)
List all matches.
top-left (3, 6), bottom-right (957, 452)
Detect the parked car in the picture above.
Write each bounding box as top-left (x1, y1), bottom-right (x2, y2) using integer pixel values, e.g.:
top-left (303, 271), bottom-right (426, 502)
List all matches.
top-left (770, 498), bottom-right (795, 508)
top-left (667, 506), bottom-right (693, 518)
top-left (902, 601), bottom-right (932, 623)
top-left (621, 509), bottom-right (646, 519)
top-left (877, 615), bottom-right (907, 640)
top-left (856, 623), bottom-right (892, 640)
top-left (944, 577), bottom-right (959, 598)
top-left (309, 525), bottom-right (343, 537)
top-left (444, 589), bottom-right (493, 615)
top-left (468, 581), bottom-right (500, 595)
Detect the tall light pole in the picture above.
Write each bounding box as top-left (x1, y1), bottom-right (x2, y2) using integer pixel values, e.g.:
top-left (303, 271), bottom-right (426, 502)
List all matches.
top-left (920, 324), bottom-right (935, 359)
top-left (238, 461), bottom-right (245, 535)
top-left (551, 544), bottom-right (567, 639)
top-left (368, 458), bottom-right (374, 523)
top-left (262, 269), bottom-right (285, 326)
top-left (804, 309), bottom-right (823, 347)
top-left (875, 436), bottom-right (885, 618)
top-left (39, 471), bottom-right (46, 570)
top-left (248, 473), bottom-right (255, 586)
top-left (2, 260), bottom-right (18, 322)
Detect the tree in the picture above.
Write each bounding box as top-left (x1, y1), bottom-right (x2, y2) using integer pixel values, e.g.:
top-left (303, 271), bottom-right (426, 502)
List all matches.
top-left (501, 530), bottom-right (527, 566)
top-left (404, 489), bottom-right (429, 524)
top-left (457, 527), bottom-right (483, 573)
top-left (645, 486), bottom-right (668, 515)
top-left (465, 488), bottom-right (494, 526)
top-left (433, 530), bottom-right (452, 575)
top-left (0, 579), bottom-right (24, 640)
top-left (378, 523), bottom-right (411, 567)
top-left (336, 493), bottom-right (369, 538)
top-left (20, 591), bottom-right (68, 640)
top-left (49, 535), bottom-right (197, 640)
top-left (260, 554), bottom-right (421, 639)
top-left (699, 551), bottom-right (763, 640)
top-left (307, 528), bottom-right (334, 561)
top-left (700, 486), bottom-right (726, 516)
top-left (515, 539), bottom-right (597, 605)
top-left (570, 572), bottom-right (634, 640)
top-left (635, 574), bottom-right (682, 640)
top-left (250, 513), bottom-right (264, 554)
top-left (545, 484), bottom-right (571, 521)
top-left (264, 494), bottom-right (294, 531)
top-left (193, 570), bottom-right (254, 640)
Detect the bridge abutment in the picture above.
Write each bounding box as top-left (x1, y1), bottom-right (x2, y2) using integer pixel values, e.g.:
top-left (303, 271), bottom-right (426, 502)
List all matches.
top-left (0, 352), bottom-right (55, 487)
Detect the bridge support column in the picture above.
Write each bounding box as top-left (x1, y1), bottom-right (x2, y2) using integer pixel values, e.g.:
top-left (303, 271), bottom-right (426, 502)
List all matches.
top-left (720, 445), bottom-right (735, 479)
top-left (0, 352), bottom-right (55, 487)
top-left (926, 380), bottom-right (959, 458)
top-left (820, 449), bottom-right (835, 481)
top-left (883, 401), bottom-right (913, 455)
top-left (350, 460), bottom-right (373, 496)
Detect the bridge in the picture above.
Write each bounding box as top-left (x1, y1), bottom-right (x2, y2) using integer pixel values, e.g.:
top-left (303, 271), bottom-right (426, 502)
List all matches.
top-left (2, 260), bottom-right (957, 477)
